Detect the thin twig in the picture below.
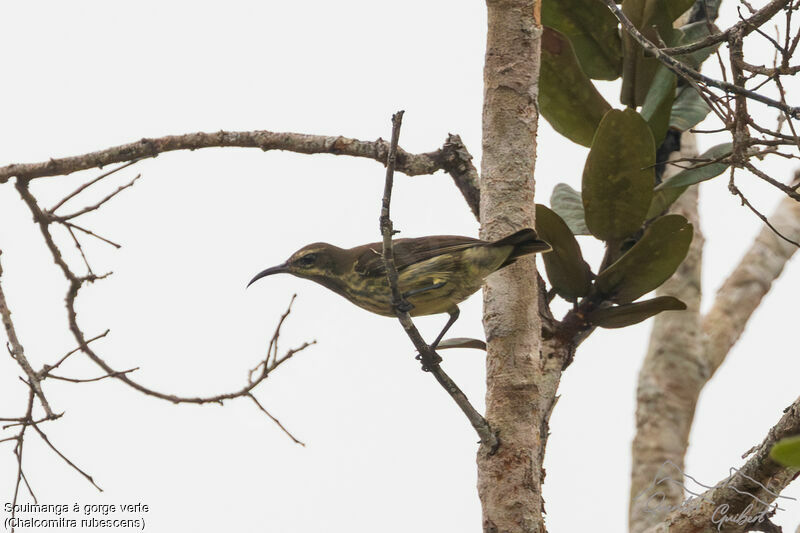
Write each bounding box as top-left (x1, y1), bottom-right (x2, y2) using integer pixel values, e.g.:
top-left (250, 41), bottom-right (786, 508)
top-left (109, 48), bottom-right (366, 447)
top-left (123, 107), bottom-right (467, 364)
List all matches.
top-left (377, 111), bottom-right (497, 450)
top-left (63, 222), bottom-right (121, 249)
top-left (600, 0), bottom-right (800, 118)
top-left (30, 422), bottom-right (102, 492)
top-left (0, 252), bottom-right (57, 419)
top-left (66, 226), bottom-right (94, 276)
top-left (745, 162), bottom-right (800, 200)
top-left (247, 393), bottom-right (305, 446)
top-left (729, 170), bottom-right (800, 246)
top-left (0, 131), bottom-right (482, 217)
top-left (40, 330), bottom-right (110, 378)
top-left (9, 392), bottom-right (35, 532)
top-left (17, 178), bottom-right (317, 444)
top-left (49, 159), bottom-right (141, 212)
top-left (56, 174), bottom-right (142, 221)
top-left (47, 367), bottom-right (139, 383)
top-left (659, 0), bottom-right (791, 56)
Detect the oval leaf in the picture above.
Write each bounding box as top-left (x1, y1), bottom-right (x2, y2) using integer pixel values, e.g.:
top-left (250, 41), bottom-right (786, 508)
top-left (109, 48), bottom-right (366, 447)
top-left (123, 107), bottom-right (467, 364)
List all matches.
top-left (536, 204), bottom-right (594, 300)
top-left (541, 28), bottom-right (613, 147)
top-left (670, 21), bottom-right (722, 69)
top-left (670, 85), bottom-right (712, 132)
top-left (596, 214), bottom-right (693, 303)
top-left (551, 183), bottom-right (590, 235)
top-left (646, 186), bottom-right (687, 220)
top-left (436, 338), bottom-right (487, 351)
top-left (641, 67), bottom-right (677, 146)
top-left (542, 0), bottom-right (622, 80)
top-left (655, 143), bottom-right (732, 190)
top-left (582, 108), bottom-right (655, 241)
top-left (620, 0), bottom-right (691, 106)
top-left (770, 435), bottom-right (800, 468)
top-left (586, 296), bottom-right (686, 328)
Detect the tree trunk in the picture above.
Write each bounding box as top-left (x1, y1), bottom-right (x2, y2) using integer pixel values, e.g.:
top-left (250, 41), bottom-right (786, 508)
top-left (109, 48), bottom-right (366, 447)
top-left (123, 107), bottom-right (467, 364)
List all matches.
top-left (477, 1), bottom-right (545, 532)
top-left (629, 134), bottom-right (705, 533)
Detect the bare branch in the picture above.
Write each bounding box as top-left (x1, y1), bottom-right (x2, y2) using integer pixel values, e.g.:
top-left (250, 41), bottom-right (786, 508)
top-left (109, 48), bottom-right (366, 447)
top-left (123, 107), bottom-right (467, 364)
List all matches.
top-left (29, 422), bottom-right (102, 492)
top-left (0, 130), bottom-right (482, 218)
top-left (599, 0), bottom-right (800, 118)
top-left (0, 252), bottom-right (57, 420)
top-left (10, 391), bottom-right (35, 527)
top-left (247, 393), bottom-right (305, 447)
top-left (47, 367), bottom-right (139, 383)
top-left (377, 111), bottom-right (497, 450)
top-left (660, 0), bottom-right (791, 56)
top-left (728, 177), bottom-right (800, 247)
top-left (16, 176), bottom-right (316, 442)
top-left (630, 136), bottom-right (706, 533)
top-left (50, 159), bottom-right (142, 212)
top-left (704, 188), bottom-right (800, 375)
top-left (643, 397), bottom-right (800, 533)
top-left (56, 174), bottom-right (142, 221)
top-left (63, 222), bottom-right (121, 249)
top-left (66, 227), bottom-right (93, 277)
top-left (40, 331), bottom-right (111, 377)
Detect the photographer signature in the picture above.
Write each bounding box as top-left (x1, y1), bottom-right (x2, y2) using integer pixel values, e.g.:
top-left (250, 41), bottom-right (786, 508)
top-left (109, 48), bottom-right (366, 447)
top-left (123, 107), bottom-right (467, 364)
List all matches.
top-left (632, 460), bottom-right (796, 530)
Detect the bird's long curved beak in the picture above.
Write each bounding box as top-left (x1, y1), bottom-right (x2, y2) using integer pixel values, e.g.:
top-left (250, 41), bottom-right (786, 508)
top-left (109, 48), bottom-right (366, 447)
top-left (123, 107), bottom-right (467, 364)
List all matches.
top-left (247, 262), bottom-right (289, 288)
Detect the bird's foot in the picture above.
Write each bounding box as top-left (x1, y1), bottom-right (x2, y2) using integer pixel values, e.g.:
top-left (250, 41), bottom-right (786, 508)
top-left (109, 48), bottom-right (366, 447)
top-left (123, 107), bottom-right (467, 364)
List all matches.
top-left (415, 349), bottom-right (442, 371)
top-left (396, 300), bottom-right (414, 314)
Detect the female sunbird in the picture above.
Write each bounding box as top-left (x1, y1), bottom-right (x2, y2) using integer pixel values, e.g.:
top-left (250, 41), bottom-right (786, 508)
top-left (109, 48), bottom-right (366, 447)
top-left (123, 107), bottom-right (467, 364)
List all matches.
top-left (248, 228), bottom-right (550, 348)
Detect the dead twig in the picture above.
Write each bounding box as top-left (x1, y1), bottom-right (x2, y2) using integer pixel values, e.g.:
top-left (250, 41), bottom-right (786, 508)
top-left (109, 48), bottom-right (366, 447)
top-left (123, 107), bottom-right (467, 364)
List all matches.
top-left (377, 111), bottom-right (498, 450)
top-left (0, 130), bottom-right (482, 218)
top-left (0, 252), bottom-right (58, 420)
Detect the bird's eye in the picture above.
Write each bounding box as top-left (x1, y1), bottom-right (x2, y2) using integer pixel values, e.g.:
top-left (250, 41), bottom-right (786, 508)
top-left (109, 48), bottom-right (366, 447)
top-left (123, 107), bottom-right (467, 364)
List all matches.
top-left (297, 253), bottom-right (317, 267)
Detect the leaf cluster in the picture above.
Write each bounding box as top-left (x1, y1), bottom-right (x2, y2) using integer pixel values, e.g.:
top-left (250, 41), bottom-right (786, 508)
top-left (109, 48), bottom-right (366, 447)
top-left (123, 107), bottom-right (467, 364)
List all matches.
top-left (536, 0), bottom-right (735, 329)
top-left (540, 109), bottom-right (693, 329)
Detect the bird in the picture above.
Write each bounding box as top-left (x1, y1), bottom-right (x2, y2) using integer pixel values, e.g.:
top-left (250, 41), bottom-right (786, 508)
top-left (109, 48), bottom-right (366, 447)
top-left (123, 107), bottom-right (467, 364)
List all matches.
top-left (247, 228), bottom-right (551, 349)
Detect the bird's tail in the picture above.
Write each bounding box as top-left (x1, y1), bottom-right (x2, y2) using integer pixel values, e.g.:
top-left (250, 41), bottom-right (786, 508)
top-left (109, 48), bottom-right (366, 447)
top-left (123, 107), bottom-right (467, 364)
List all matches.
top-left (493, 228), bottom-right (551, 266)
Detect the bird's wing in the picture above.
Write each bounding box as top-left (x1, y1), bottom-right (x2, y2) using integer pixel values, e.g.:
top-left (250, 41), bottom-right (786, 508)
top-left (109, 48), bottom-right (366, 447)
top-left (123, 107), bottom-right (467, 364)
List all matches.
top-left (353, 236), bottom-right (484, 277)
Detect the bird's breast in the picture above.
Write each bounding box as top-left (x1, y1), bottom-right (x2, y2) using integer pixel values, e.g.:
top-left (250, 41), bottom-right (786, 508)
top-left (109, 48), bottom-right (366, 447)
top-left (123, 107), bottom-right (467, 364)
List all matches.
top-left (334, 245), bottom-right (513, 317)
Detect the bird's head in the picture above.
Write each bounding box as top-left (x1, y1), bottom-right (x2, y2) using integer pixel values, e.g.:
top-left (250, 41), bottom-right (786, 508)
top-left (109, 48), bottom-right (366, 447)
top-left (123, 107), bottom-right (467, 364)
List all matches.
top-left (247, 242), bottom-right (342, 287)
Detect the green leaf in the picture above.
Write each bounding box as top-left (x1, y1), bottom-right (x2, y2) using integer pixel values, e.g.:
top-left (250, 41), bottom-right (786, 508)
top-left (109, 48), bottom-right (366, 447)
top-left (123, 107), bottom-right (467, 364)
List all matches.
top-left (586, 296), bottom-right (686, 328)
top-left (665, 0), bottom-right (695, 21)
top-left (551, 183), bottom-right (590, 235)
top-left (582, 108), bottom-right (655, 241)
top-left (541, 27), bottom-right (613, 147)
top-left (646, 187), bottom-right (686, 220)
top-left (436, 338), bottom-right (486, 351)
top-left (770, 435), bottom-right (800, 468)
top-left (535, 204), bottom-right (594, 300)
top-left (620, 0), bottom-right (659, 106)
top-left (670, 21), bottom-right (722, 69)
top-left (670, 85), bottom-right (712, 131)
top-left (641, 67), bottom-right (676, 146)
top-left (620, 0), bottom-right (694, 106)
top-left (542, 0), bottom-right (622, 80)
top-left (646, 143), bottom-right (732, 219)
top-left (636, 21), bottom-right (717, 128)
top-left (596, 214), bottom-right (693, 303)
top-left (655, 143), bottom-right (732, 190)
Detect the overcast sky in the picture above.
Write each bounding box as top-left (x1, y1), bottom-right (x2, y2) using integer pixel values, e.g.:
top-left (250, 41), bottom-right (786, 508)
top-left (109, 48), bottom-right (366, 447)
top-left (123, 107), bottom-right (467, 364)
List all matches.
top-left (1, 1), bottom-right (798, 532)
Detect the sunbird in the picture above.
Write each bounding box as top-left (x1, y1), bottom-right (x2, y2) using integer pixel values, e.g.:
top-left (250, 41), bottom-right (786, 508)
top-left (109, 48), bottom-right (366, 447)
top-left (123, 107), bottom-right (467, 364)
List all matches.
top-left (248, 229), bottom-right (551, 348)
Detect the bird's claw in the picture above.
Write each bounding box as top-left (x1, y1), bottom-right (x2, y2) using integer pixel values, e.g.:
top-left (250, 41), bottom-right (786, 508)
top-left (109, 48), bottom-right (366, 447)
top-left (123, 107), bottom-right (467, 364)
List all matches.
top-left (415, 349), bottom-right (442, 371)
top-left (396, 300), bottom-right (414, 313)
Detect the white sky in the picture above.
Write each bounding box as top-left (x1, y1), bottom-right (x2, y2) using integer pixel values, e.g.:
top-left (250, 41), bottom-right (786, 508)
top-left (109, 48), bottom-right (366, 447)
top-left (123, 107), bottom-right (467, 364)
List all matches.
top-left (0, 1), bottom-right (798, 532)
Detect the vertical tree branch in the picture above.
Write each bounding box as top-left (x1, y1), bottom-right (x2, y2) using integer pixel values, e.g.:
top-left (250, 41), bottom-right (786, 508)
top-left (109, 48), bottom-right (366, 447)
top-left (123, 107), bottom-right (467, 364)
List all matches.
top-left (703, 187), bottom-right (800, 375)
top-left (0, 253), bottom-right (57, 420)
top-left (378, 111), bottom-right (497, 448)
top-left (477, 0), bottom-right (546, 531)
top-left (632, 160), bottom-right (800, 532)
top-left (630, 134), bottom-right (706, 533)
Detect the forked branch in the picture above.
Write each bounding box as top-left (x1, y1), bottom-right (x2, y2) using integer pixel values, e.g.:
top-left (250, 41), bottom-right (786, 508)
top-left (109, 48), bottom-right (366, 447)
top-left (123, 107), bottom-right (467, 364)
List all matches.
top-left (378, 111), bottom-right (497, 450)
